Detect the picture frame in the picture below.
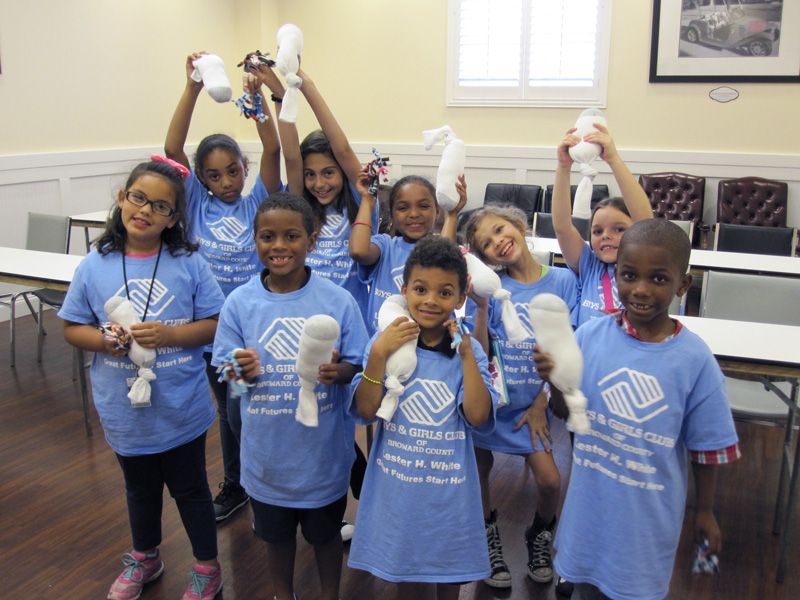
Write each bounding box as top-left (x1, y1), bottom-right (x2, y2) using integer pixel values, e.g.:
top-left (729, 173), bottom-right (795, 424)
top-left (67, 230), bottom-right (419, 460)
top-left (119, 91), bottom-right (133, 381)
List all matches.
top-left (649, 0), bottom-right (800, 83)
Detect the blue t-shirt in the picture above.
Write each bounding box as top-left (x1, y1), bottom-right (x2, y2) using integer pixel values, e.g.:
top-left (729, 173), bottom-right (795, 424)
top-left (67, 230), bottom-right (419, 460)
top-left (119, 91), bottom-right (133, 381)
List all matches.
top-left (212, 271), bottom-right (369, 508)
top-left (554, 317), bottom-right (739, 600)
top-left (305, 183), bottom-right (377, 319)
top-left (347, 336), bottom-right (498, 583)
top-left (574, 243), bottom-right (620, 326)
top-left (185, 171), bottom-right (268, 298)
top-left (58, 248), bottom-right (225, 456)
top-left (470, 266), bottom-right (578, 455)
top-left (358, 234), bottom-right (417, 335)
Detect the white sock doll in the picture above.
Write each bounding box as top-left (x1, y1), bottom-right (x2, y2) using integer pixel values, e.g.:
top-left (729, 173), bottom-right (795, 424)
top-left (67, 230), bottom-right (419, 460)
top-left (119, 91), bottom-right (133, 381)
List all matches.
top-left (275, 24), bottom-right (304, 123)
top-left (568, 108), bottom-right (607, 219)
top-left (528, 293), bottom-right (590, 434)
top-left (422, 125), bottom-right (466, 212)
top-left (376, 295), bottom-right (419, 422)
top-left (190, 54), bottom-right (233, 103)
top-left (104, 297), bottom-right (157, 408)
top-left (464, 251), bottom-right (527, 344)
top-left (294, 314), bottom-right (340, 428)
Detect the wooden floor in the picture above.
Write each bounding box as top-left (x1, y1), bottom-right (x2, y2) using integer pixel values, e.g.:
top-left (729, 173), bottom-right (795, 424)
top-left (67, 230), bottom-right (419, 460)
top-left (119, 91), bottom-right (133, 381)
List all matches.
top-left (1, 311), bottom-right (798, 599)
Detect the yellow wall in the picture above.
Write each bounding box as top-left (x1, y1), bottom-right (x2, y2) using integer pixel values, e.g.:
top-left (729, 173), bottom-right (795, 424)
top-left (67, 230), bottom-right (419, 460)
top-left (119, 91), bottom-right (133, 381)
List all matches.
top-left (1, 0), bottom-right (798, 155)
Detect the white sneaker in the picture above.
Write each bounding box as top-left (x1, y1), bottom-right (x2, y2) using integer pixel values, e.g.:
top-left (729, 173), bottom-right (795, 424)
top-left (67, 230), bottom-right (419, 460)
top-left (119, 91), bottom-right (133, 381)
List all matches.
top-left (340, 520), bottom-right (355, 542)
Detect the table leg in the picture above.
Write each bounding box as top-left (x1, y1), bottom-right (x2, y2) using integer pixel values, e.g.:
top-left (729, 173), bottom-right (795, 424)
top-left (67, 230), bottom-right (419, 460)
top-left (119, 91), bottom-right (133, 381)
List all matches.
top-left (83, 227), bottom-right (91, 253)
top-left (75, 348), bottom-right (92, 437)
top-left (776, 380), bottom-right (799, 583)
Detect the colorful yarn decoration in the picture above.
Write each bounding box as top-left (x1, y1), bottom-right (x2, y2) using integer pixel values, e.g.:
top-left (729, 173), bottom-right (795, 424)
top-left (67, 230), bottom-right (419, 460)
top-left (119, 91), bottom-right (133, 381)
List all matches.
top-left (366, 147), bottom-right (390, 197)
top-left (216, 350), bottom-right (254, 398)
top-left (691, 538), bottom-right (720, 575)
top-left (236, 50), bottom-right (275, 72)
top-left (233, 93), bottom-right (268, 123)
top-left (99, 323), bottom-right (132, 352)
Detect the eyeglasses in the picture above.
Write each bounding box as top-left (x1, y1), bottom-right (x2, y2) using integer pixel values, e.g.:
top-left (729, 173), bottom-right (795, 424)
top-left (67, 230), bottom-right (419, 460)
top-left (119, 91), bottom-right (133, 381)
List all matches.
top-left (124, 190), bottom-right (176, 217)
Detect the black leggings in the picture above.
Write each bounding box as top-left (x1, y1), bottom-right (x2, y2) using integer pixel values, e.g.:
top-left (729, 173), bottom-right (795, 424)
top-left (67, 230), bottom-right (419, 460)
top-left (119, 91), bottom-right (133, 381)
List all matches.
top-left (116, 433), bottom-right (217, 561)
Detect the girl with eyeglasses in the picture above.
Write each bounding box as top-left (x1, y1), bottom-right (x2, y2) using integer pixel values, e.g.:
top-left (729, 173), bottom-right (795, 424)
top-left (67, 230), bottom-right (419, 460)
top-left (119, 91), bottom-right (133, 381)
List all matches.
top-left (59, 159), bottom-right (226, 600)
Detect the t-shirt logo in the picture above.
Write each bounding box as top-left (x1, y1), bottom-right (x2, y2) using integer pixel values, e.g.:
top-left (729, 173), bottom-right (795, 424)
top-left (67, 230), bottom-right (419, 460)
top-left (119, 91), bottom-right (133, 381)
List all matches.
top-left (208, 216), bottom-right (250, 246)
top-left (258, 317), bottom-right (306, 361)
top-left (115, 279), bottom-right (175, 318)
top-left (399, 378), bottom-right (456, 426)
top-left (319, 213), bottom-right (348, 239)
top-left (598, 367), bottom-right (667, 423)
top-left (514, 302), bottom-right (535, 339)
top-left (391, 264), bottom-right (405, 291)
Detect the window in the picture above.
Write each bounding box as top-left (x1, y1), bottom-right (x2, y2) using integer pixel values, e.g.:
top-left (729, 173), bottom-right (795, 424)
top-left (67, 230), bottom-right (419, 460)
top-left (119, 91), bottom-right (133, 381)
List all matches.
top-left (447, 0), bottom-right (613, 107)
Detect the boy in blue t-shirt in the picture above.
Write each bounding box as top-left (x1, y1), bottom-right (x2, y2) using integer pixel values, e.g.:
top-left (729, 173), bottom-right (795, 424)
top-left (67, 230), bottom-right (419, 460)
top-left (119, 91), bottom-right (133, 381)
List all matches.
top-left (535, 219), bottom-right (740, 600)
top-left (349, 236), bottom-right (498, 599)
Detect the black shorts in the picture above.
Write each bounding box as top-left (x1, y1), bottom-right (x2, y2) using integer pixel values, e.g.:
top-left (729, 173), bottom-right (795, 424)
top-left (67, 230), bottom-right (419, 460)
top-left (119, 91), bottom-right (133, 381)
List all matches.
top-left (251, 493), bottom-right (347, 545)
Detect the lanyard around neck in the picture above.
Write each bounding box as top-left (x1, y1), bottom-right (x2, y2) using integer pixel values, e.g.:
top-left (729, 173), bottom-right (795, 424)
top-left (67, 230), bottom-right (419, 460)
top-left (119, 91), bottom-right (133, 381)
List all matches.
top-left (122, 241), bottom-right (162, 322)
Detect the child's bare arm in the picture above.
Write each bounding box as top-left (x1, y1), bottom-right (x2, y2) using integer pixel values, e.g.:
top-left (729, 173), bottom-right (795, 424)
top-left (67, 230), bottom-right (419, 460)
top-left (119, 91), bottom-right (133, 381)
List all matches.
top-left (240, 74), bottom-right (281, 194)
top-left (349, 169), bottom-right (382, 266)
top-left (164, 52), bottom-right (205, 169)
top-left (130, 316), bottom-right (218, 349)
top-left (460, 336), bottom-right (492, 427)
top-left (553, 128), bottom-right (586, 273)
top-left (467, 281), bottom-right (490, 355)
top-left (318, 350), bottom-right (360, 385)
top-left (298, 68), bottom-right (363, 184)
top-left (692, 462), bottom-right (722, 554)
top-left (533, 345), bottom-right (568, 419)
top-left (440, 174), bottom-right (467, 242)
top-left (586, 124), bottom-right (652, 223)
top-left (354, 318), bottom-right (420, 420)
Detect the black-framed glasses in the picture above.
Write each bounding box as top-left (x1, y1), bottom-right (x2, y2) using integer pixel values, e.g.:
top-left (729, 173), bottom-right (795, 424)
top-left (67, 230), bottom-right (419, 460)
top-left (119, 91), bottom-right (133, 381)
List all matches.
top-left (125, 190), bottom-right (176, 217)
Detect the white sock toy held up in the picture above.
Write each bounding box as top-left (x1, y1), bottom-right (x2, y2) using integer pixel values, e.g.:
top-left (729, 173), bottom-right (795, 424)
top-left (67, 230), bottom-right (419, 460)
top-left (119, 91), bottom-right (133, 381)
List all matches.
top-left (422, 125), bottom-right (466, 212)
top-left (376, 295), bottom-right (419, 422)
top-left (568, 108), bottom-right (607, 219)
top-left (104, 297), bottom-right (157, 408)
top-left (464, 251), bottom-right (527, 344)
top-left (191, 54), bottom-right (233, 103)
top-left (295, 314), bottom-right (340, 428)
top-left (275, 24), bottom-right (304, 123)
top-left (528, 294), bottom-right (590, 433)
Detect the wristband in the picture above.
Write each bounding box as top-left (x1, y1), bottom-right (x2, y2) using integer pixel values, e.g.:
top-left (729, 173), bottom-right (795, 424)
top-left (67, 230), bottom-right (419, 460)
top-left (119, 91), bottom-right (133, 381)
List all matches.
top-left (362, 372), bottom-right (384, 386)
top-left (353, 221), bottom-right (372, 229)
top-left (270, 94), bottom-right (283, 104)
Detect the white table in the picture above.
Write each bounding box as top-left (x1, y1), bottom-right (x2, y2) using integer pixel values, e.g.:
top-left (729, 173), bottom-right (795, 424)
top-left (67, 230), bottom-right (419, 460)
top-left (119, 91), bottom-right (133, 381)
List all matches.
top-left (68, 210), bottom-right (111, 252)
top-left (0, 247), bottom-right (91, 436)
top-left (527, 236), bottom-right (800, 277)
top-left (677, 315), bottom-right (800, 583)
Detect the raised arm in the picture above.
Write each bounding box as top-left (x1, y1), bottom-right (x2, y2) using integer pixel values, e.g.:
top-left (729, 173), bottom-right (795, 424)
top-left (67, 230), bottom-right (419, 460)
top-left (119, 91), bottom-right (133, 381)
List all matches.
top-left (349, 169), bottom-right (382, 266)
top-left (586, 123), bottom-right (652, 223)
top-left (440, 174), bottom-right (467, 242)
top-left (553, 129), bottom-right (586, 273)
top-left (242, 73), bottom-right (282, 193)
top-left (460, 335), bottom-right (492, 427)
top-left (298, 68), bottom-right (363, 184)
top-left (164, 52), bottom-right (206, 170)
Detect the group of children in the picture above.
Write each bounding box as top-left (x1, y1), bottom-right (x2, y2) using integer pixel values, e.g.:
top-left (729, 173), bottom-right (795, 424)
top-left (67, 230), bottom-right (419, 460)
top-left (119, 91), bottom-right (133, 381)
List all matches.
top-left (57, 51), bottom-right (740, 600)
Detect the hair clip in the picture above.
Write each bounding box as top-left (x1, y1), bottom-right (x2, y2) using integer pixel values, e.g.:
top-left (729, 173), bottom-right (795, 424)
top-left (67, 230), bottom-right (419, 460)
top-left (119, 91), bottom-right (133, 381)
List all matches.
top-left (150, 155), bottom-right (190, 180)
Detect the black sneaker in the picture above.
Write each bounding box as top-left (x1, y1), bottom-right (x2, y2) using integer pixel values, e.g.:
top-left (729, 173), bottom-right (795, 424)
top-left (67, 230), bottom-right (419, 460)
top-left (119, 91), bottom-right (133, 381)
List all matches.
top-left (213, 480), bottom-right (249, 522)
top-left (483, 509), bottom-right (512, 589)
top-left (525, 524), bottom-right (554, 583)
top-left (555, 575), bottom-right (574, 597)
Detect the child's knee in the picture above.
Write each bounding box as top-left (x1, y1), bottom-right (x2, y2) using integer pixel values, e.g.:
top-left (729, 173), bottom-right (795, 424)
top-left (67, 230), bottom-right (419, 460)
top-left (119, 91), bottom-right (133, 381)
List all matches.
top-left (535, 468), bottom-right (561, 495)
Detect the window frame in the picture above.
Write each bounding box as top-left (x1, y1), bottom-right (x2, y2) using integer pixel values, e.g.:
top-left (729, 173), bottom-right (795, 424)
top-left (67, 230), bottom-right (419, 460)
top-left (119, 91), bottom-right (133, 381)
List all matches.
top-left (446, 0), bottom-right (614, 108)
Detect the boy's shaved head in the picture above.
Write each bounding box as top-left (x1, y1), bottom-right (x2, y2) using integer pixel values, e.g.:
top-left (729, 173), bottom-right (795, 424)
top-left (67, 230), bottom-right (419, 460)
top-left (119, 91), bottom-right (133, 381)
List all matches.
top-left (618, 219), bottom-right (690, 274)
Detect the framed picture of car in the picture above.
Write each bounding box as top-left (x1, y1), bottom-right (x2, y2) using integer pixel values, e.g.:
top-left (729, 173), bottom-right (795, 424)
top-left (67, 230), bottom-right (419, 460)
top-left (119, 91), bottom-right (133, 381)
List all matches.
top-left (650, 0), bottom-right (800, 82)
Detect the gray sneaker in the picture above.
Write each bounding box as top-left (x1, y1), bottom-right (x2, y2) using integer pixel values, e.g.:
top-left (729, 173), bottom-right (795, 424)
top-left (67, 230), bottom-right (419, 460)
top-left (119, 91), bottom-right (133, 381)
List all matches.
top-left (525, 524), bottom-right (554, 583)
top-left (213, 480), bottom-right (249, 522)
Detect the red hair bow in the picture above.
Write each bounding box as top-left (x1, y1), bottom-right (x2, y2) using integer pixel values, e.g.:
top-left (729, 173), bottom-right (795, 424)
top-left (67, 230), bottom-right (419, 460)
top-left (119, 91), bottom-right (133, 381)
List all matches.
top-left (150, 155), bottom-right (190, 180)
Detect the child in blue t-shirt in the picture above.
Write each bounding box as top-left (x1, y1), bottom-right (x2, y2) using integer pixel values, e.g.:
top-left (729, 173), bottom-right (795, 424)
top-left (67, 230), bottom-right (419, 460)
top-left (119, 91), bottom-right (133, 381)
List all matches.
top-left (350, 172), bottom-right (466, 336)
top-left (349, 236), bottom-right (497, 600)
top-left (212, 193), bottom-right (368, 600)
top-left (464, 204), bottom-right (578, 589)
top-left (535, 219), bottom-right (740, 600)
top-left (164, 52), bottom-right (285, 521)
top-left (59, 159), bottom-right (226, 600)
top-left (552, 124), bottom-right (653, 325)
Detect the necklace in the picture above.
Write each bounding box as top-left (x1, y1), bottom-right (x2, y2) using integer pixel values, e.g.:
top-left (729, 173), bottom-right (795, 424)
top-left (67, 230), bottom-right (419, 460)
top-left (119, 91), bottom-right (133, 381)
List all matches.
top-left (122, 241), bottom-right (162, 321)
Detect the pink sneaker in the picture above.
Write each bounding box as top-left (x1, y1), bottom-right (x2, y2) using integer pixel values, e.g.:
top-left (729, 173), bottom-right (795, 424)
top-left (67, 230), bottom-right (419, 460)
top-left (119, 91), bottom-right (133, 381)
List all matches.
top-left (107, 549), bottom-right (164, 600)
top-left (181, 563), bottom-right (222, 600)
